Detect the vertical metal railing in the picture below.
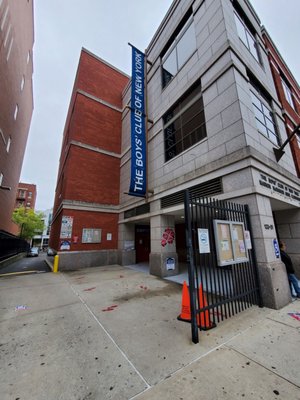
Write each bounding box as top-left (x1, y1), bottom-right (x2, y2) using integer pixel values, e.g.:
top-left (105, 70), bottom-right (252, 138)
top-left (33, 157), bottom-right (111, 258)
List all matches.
top-left (184, 191), bottom-right (262, 342)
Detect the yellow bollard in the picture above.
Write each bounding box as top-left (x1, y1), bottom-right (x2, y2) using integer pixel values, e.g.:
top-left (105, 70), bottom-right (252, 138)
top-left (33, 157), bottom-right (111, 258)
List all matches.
top-left (53, 255), bottom-right (59, 273)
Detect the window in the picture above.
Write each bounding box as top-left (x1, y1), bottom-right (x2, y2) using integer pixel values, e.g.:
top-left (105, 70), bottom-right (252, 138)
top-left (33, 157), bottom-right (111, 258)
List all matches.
top-left (163, 82), bottom-right (207, 161)
top-left (281, 77), bottom-right (295, 110)
top-left (18, 189), bottom-right (26, 198)
top-left (14, 104), bottom-right (18, 120)
top-left (28, 191), bottom-right (32, 199)
top-left (161, 13), bottom-right (196, 88)
top-left (82, 229), bottom-right (102, 243)
top-left (6, 136), bottom-right (11, 153)
top-left (0, 173), bottom-right (3, 186)
top-left (250, 86), bottom-right (278, 145)
top-left (233, 11), bottom-right (260, 62)
top-left (26, 50), bottom-right (30, 64)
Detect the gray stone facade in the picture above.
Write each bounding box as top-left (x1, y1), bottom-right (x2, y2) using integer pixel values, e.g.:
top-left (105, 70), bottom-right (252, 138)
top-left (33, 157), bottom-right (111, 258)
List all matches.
top-left (119, 0), bottom-right (300, 309)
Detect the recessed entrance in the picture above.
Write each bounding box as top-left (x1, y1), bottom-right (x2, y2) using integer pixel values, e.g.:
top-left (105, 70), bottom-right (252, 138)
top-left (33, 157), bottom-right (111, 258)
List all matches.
top-left (135, 225), bottom-right (150, 263)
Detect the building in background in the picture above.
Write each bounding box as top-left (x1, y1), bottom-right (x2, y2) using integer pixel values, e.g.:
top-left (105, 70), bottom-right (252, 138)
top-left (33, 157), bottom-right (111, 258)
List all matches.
top-left (32, 208), bottom-right (52, 249)
top-left (49, 49), bottom-right (129, 261)
top-left (15, 182), bottom-right (37, 210)
top-left (0, 0), bottom-right (34, 234)
top-left (50, 0), bottom-right (300, 310)
top-left (262, 28), bottom-right (300, 176)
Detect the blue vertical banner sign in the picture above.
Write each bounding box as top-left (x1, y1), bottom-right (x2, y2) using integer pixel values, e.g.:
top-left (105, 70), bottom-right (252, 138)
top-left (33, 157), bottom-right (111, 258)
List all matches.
top-left (129, 45), bottom-right (146, 197)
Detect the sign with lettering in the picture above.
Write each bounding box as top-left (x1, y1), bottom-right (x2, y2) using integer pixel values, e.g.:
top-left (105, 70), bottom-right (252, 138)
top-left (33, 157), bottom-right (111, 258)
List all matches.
top-left (259, 173), bottom-right (300, 203)
top-left (129, 46), bottom-right (146, 197)
top-left (60, 216), bottom-right (73, 239)
top-left (198, 228), bottom-right (210, 253)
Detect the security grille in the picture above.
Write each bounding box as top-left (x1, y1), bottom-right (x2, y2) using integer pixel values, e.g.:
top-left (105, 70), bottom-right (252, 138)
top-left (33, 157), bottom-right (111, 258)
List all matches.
top-left (161, 177), bottom-right (222, 209)
top-left (124, 203), bottom-right (150, 219)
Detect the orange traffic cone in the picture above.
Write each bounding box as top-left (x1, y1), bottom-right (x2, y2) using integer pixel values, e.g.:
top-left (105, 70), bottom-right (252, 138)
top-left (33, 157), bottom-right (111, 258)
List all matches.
top-left (197, 283), bottom-right (215, 330)
top-left (177, 280), bottom-right (215, 330)
top-left (177, 281), bottom-right (191, 323)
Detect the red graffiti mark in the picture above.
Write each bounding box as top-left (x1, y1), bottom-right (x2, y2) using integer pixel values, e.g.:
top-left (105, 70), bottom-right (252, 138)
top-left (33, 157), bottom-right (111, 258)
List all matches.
top-left (83, 287), bottom-right (96, 292)
top-left (139, 285), bottom-right (148, 290)
top-left (102, 305), bottom-right (118, 312)
top-left (288, 312), bottom-right (300, 321)
top-left (161, 227), bottom-right (175, 247)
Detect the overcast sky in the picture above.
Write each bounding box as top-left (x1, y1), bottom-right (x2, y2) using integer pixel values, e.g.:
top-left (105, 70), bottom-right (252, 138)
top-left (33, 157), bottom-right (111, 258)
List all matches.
top-left (20, 0), bottom-right (300, 211)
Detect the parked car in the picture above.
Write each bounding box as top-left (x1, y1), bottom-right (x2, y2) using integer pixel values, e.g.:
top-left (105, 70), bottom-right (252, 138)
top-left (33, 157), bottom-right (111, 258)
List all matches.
top-left (28, 247), bottom-right (39, 257)
top-left (47, 247), bottom-right (56, 256)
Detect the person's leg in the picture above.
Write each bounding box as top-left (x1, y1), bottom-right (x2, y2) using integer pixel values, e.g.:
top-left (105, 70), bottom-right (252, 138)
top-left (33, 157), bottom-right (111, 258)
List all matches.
top-left (288, 274), bottom-right (300, 297)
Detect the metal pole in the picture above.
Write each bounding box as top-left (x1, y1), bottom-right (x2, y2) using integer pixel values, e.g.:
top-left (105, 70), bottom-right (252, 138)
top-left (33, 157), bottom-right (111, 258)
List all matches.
top-left (244, 204), bottom-right (263, 308)
top-left (53, 255), bottom-right (59, 273)
top-left (184, 190), bottom-right (199, 344)
top-left (273, 124), bottom-right (300, 162)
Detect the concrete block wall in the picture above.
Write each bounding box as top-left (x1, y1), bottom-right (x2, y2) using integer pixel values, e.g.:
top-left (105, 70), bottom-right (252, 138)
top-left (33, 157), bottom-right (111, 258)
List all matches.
top-left (120, 0), bottom-right (298, 208)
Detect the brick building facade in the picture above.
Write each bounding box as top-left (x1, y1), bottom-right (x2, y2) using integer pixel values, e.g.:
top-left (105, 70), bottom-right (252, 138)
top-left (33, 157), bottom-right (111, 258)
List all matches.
top-left (15, 182), bottom-right (37, 210)
top-left (49, 49), bottom-right (129, 263)
top-left (262, 28), bottom-right (300, 176)
top-left (0, 0), bottom-right (34, 234)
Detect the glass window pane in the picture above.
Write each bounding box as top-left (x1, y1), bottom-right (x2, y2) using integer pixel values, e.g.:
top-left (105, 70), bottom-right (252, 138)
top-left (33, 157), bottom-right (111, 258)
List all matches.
top-left (234, 13), bottom-right (248, 47)
top-left (246, 31), bottom-right (259, 61)
top-left (181, 98), bottom-right (203, 125)
top-left (282, 79), bottom-right (295, 109)
top-left (250, 92), bottom-right (262, 110)
top-left (255, 119), bottom-right (268, 135)
top-left (262, 103), bottom-right (272, 118)
top-left (265, 117), bottom-right (275, 132)
top-left (177, 22), bottom-right (196, 69)
top-left (268, 131), bottom-right (279, 145)
top-left (253, 106), bottom-right (264, 123)
top-left (163, 84), bottom-right (207, 161)
top-left (162, 47), bottom-right (177, 87)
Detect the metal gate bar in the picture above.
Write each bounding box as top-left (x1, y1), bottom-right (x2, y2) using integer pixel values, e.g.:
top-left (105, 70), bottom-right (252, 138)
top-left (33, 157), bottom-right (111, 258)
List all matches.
top-left (184, 190), bottom-right (262, 343)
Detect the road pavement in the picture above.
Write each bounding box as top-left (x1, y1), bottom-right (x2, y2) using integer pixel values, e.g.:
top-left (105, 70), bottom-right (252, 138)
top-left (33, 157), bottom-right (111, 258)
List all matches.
top-left (0, 265), bottom-right (299, 399)
top-left (0, 252), bottom-right (51, 275)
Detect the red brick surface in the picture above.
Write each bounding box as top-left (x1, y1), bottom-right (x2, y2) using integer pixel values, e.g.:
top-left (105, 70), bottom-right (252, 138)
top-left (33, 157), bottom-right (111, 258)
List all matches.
top-left (0, 0), bottom-right (34, 233)
top-left (51, 49), bottom-right (129, 252)
top-left (49, 209), bottom-right (118, 252)
top-left (263, 33), bottom-right (300, 176)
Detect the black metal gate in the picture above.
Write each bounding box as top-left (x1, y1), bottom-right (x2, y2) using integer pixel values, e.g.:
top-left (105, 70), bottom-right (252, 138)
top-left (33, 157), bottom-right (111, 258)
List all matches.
top-left (184, 190), bottom-right (262, 343)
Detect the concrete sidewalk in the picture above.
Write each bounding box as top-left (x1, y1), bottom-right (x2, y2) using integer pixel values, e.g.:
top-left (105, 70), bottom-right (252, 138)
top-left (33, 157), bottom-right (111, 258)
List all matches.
top-left (1, 265), bottom-right (299, 399)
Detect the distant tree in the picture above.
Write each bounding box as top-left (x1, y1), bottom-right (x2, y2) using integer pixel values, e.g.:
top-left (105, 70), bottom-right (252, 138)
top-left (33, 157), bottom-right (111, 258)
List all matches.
top-left (12, 207), bottom-right (45, 240)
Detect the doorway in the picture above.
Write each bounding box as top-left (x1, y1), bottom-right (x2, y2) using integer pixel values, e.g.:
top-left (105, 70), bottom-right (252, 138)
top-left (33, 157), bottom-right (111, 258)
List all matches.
top-left (135, 225), bottom-right (150, 263)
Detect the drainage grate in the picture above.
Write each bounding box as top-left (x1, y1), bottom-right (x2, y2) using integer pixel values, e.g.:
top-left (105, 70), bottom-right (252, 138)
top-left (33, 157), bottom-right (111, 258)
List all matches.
top-left (161, 177), bottom-right (223, 209)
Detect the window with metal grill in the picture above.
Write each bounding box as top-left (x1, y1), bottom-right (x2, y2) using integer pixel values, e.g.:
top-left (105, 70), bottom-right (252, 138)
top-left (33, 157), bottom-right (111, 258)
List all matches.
top-left (163, 81), bottom-right (207, 162)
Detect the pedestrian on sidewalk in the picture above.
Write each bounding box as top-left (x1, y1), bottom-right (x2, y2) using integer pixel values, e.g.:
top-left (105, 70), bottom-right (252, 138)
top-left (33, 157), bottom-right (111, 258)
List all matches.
top-left (279, 241), bottom-right (300, 298)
